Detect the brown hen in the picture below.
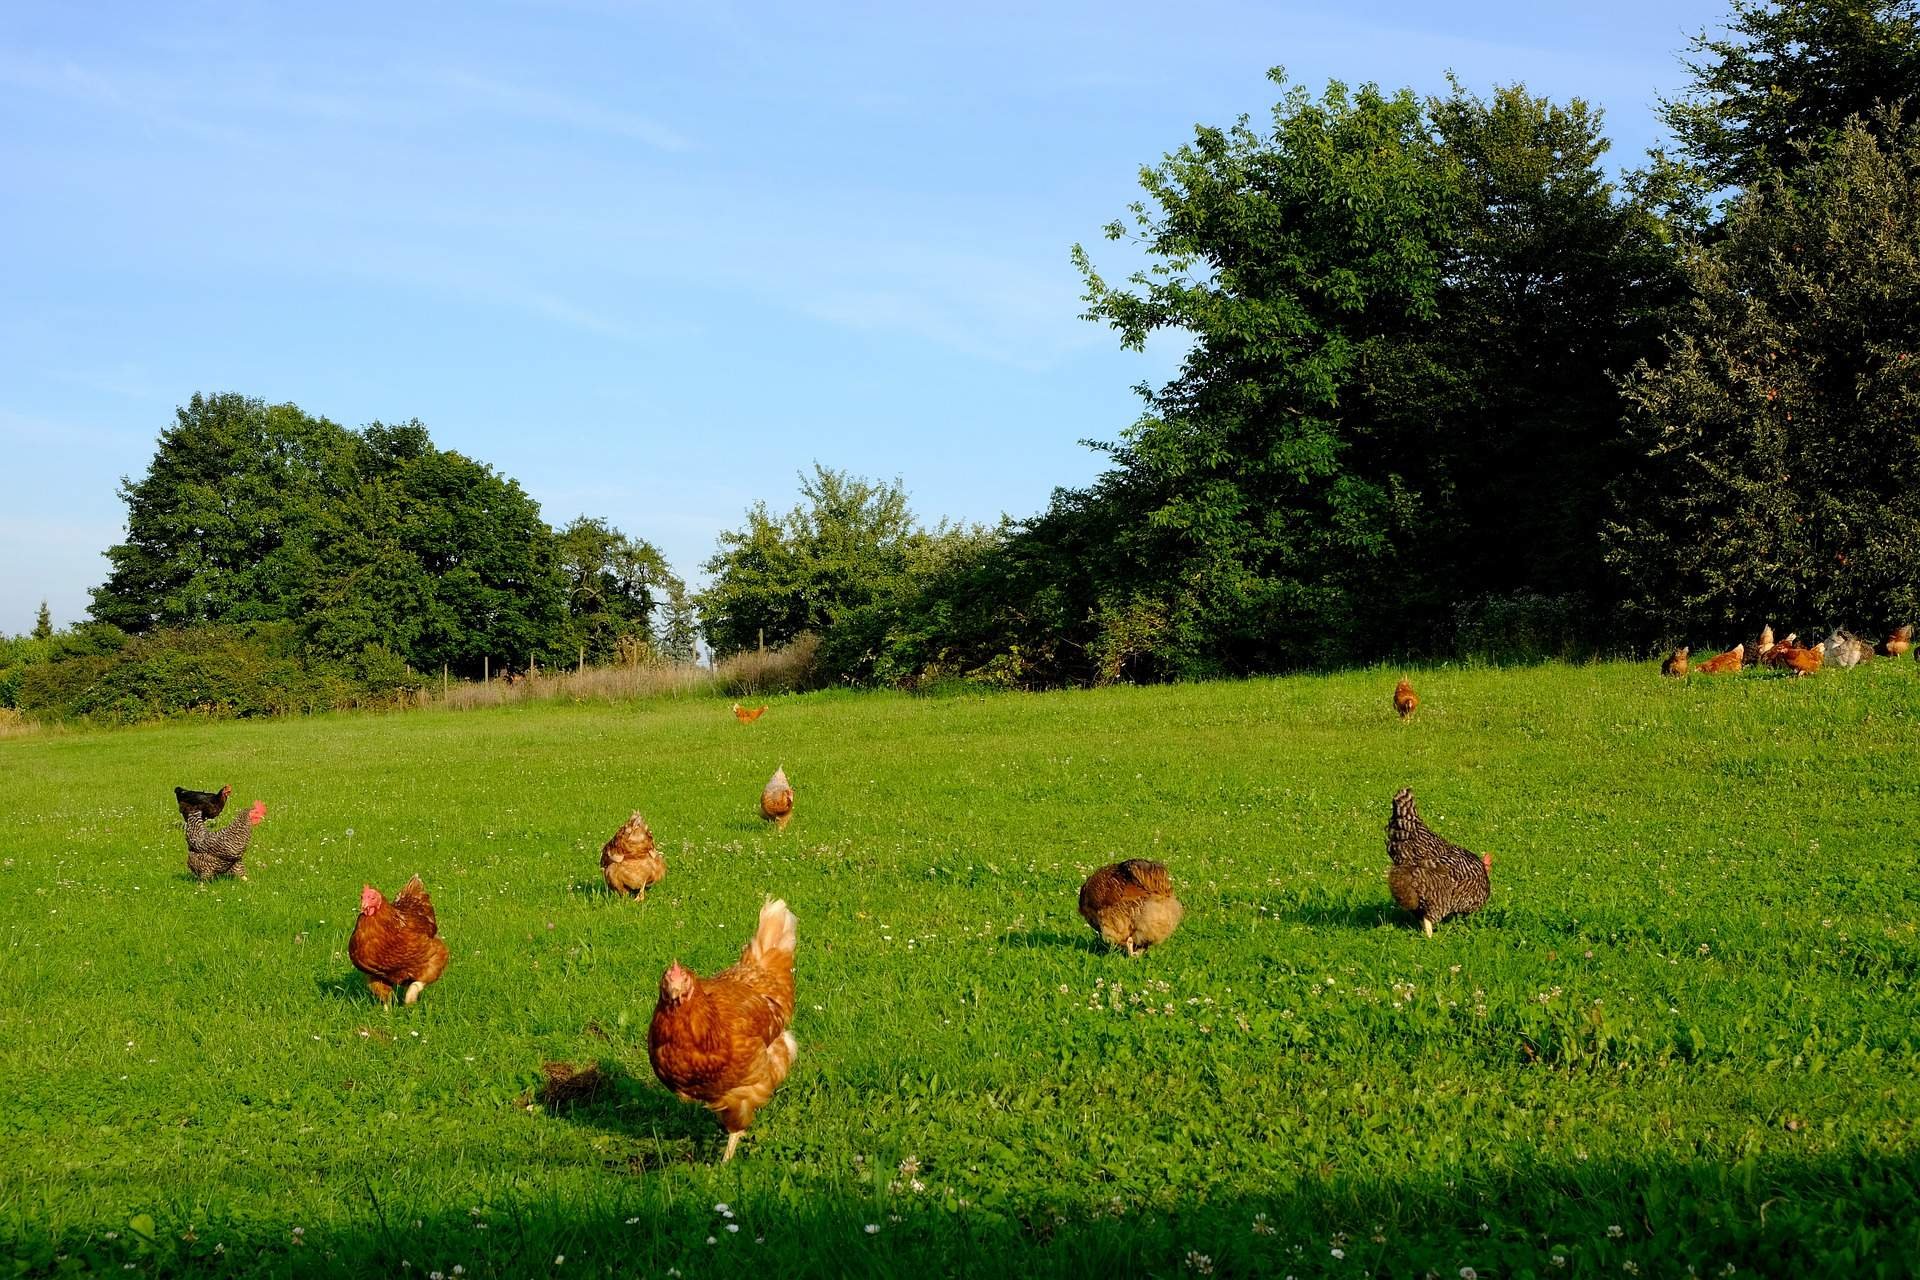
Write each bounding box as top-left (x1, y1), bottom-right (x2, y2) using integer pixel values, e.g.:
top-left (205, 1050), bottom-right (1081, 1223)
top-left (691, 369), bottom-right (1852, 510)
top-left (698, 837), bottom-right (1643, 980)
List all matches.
top-left (1886, 625), bottom-right (1913, 658)
top-left (732, 703), bottom-right (768, 723)
top-left (1764, 641), bottom-right (1823, 676)
top-left (1695, 643), bottom-right (1744, 675)
top-left (648, 899), bottom-right (799, 1162)
top-left (1078, 860), bottom-right (1184, 956)
top-left (601, 812), bottom-right (666, 899)
top-left (1387, 789), bottom-right (1491, 937)
top-left (349, 875), bottom-right (450, 1005)
top-left (1393, 678), bottom-right (1419, 719)
top-left (760, 767), bottom-right (794, 829)
top-left (1661, 647), bottom-right (1689, 677)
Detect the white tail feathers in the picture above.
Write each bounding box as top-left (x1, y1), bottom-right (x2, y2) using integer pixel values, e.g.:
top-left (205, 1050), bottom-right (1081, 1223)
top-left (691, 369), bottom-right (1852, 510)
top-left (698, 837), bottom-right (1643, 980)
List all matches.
top-left (746, 897), bottom-right (798, 964)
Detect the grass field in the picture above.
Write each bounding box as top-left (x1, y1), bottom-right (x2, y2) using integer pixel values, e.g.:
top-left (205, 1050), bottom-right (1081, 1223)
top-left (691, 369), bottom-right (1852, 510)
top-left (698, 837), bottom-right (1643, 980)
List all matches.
top-left (2, 662), bottom-right (1918, 1278)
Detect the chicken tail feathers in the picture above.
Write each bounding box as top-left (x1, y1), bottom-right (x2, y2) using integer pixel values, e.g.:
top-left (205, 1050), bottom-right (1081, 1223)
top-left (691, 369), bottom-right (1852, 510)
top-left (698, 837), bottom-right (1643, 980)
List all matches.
top-left (1117, 858), bottom-right (1174, 895)
top-left (744, 898), bottom-right (798, 968)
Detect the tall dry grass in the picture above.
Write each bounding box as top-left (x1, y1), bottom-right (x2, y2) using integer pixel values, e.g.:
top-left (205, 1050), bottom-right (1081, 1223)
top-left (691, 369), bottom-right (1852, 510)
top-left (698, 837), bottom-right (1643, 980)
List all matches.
top-left (0, 708), bottom-right (50, 739)
top-left (432, 635), bottom-right (824, 711)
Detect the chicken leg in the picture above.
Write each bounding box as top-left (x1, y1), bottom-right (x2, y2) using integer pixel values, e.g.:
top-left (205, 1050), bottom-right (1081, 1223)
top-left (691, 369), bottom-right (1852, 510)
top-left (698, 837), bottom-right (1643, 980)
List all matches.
top-left (1421, 917), bottom-right (1434, 938)
top-left (723, 1131), bottom-right (744, 1162)
top-left (403, 980), bottom-right (426, 1005)
top-left (367, 979), bottom-right (395, 1004)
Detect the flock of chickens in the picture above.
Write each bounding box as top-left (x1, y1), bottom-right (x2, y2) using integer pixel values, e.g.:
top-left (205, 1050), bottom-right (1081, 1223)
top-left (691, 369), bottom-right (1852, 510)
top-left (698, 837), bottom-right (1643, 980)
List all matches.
top-left (1662, 623), bottom-right (1913, 678)
top-left (164, 688), bottom-right (1506, 1160)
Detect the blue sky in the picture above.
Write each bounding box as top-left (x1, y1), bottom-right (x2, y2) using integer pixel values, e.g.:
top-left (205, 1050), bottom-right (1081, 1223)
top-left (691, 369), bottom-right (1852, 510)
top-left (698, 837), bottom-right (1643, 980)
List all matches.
top-left (0, 0), bottom-right (1727, 635)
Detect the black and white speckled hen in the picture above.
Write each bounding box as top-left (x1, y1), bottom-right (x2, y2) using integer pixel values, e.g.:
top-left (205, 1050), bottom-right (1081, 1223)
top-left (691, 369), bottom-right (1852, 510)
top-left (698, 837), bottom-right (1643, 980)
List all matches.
top-left (1386, 788), bottom-right (1491, 937)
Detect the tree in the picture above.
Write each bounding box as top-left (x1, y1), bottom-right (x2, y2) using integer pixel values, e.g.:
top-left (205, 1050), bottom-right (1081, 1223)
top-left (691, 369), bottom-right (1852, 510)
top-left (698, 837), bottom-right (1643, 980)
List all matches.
top-left (1068, 72), bottom-right (1463, 674)
top-left (554, 516), bottom-right (681, 664)
top-left (89, 393), bottom-right (355, 632)
top-left (303, 422), bottom-right (572, 674)
top-left (1415, 81), bottom-right (1682, 615)
top-left (657, 583), bottom-right (700, 663)
top-left (697, 466), bottom-right (928, 657)
top-left (1661, 0), bottom-right (1920, 190)
top-left (31, 602), bottom-right (52, 640)
top-left (1604, 111), bottom-right (1920, 638)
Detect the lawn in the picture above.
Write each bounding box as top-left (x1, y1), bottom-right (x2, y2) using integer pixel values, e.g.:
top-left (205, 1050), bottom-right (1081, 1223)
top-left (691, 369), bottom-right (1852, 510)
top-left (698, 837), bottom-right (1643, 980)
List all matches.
top-left (1, 662), bottom-right (1917, 1278)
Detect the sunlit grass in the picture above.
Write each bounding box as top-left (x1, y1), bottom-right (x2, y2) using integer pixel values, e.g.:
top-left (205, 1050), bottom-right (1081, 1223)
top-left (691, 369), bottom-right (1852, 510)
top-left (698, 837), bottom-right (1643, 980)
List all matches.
top-left (1, 662), bottom-right (1916, 1277)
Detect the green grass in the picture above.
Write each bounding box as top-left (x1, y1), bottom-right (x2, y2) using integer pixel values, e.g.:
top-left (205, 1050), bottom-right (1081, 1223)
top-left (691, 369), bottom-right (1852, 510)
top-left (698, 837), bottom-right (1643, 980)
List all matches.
top-left (2, 663), bottom-right (1917, 1278)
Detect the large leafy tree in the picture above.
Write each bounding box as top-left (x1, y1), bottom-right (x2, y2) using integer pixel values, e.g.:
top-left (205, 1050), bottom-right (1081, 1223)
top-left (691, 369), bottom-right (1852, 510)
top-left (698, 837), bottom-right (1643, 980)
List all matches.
top-left (1662, 1), bottom-right (1920, 190)
top-left (90, 393), bottom-right (356, 632)
top-left (303, 422), bottom-right (572, 673)
top-left (1069, 73), bottom-right (1462, 673)
top-left (697, 466), bottom-right (937, 657)
top-left (1604, 112), bottom-right (1920, 637)
top-left (554, 515), bottom-right (682, 664)
top-left (1414, 82), bottom-right (1682, 613)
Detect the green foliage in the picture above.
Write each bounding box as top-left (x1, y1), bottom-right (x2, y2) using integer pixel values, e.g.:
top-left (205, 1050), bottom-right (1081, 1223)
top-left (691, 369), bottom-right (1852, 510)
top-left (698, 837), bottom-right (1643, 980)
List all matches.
top-left (554, 516), bottom-right (682, 665)
top-left (1661, 0), bottom-right (1920, 190)
top-left (1605, 111), bottom-right (1920, 638)
top-left (698, 466), bottom-right (974, 663)
top-left (13, 623), bottom-right (421, 723)
top-left (30, 602), bottom-right (52, 641)
top-left (1, 664), bottom-right (1917, 1276)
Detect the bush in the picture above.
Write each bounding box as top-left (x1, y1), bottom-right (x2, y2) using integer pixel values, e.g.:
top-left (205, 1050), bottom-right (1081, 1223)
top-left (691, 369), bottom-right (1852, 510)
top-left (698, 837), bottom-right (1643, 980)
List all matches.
top-left (712, 634), bottom-right (824, 696)
top-left (1452, 593), bottom-right (1596, 665)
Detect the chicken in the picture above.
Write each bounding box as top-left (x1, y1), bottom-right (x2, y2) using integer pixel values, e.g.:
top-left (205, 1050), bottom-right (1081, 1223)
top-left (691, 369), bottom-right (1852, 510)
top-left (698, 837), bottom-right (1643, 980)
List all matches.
top-left (1820, 631), bottom-right (1873, 669)
top-left (601, 811), bottom-right (666, 899)
top-left (1661, 647), bottom-right (1690, 677)
top-left (1886, 625), bottom-right (1914, 659)
top-left (760, 767), bottom-right (794, 829)
top-left (349, 875), bottom-right (450, 1005)
top-left (1386, 788), bottom-right (1491, 937)
top-left (184, 798), bottom-right (265, 881)
top-left (732, 703), bottom-right (768, 723)
top-left (1393, 678), bottom-right (1418, 719)
top-left (1695, 643), bottom-right (1744, 675)
top-left (1764, 640), bottom-right (1822, 676)
top-left (1753, 624), bottom-right (1777, 664)
top-left (647, 899), bottom-right (799, 1162)
top-left (175, 784), bottom-right (230, 820)
top-left (1077, 860), bottom-right (1184, 956)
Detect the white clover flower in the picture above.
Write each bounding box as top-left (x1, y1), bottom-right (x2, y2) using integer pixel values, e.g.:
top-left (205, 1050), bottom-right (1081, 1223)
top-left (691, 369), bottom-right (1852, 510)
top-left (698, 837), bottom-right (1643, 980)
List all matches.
top-left (865, 1224), bottom-right (879, 1235)
top-left (727, 1224), bottom-right (739, 1234)
top-left (1331, 1248), bottom-right (1345, 1259)
top-left (1608, 1225), bottom-right (1624, 1238)
top-left (1461, 1268), bottom-right (1480, 1279)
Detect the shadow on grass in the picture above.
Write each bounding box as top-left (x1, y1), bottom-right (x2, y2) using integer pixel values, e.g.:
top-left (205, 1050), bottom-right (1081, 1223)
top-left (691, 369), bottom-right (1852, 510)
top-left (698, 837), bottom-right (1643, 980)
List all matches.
top-left (995, 927), bottom-right (1102, 953)
top-left (533, 1056), bottom-right (717, 1170)
top-left (9, 1151), bottom-right (1915, 1278)
top-left (1268, 899), bottom-right (1401, 930)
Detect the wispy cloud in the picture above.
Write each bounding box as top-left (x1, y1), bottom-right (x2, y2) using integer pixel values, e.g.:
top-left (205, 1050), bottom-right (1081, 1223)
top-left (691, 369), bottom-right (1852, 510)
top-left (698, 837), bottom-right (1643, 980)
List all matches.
top-left (426, 69), bottom-right (693, 151)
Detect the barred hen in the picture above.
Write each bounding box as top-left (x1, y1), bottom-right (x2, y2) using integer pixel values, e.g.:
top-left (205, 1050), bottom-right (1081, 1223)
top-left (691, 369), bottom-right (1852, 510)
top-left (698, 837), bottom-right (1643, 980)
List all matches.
top-left (1393, 678), bottom-right (1418, 719)
top-left (1661, 647), bottom-right (1689, 677)
top-left (1386, 789), bottom-right (1491, 937)
top-left (648, 899), bottom-right (799, 1162)
top-left (184, 797), bottom-right (265, 881)
top-left (349, 876), bottom-right (449, 1005)
top-left (760, 767), bottom-right (794, 829)
top-left (601, 811), bottom-right (666, 899)
top-left (1078, 859), bottom-right (1184, 956)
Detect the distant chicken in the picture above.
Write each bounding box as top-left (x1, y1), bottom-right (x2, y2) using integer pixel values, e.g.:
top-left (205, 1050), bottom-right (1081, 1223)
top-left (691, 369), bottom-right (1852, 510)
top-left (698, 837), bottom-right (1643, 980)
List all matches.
top-left (1661, 647), bottom-right (1690, 677)
top-left (349, 876), bottom-right (450, 1005)
top-left (179, 786), bottom-right (265, 882)
top-left (1386, 789), bottom-right (1491, 937)
top-left (1077, 860), bottom-right (1184, 956)
top-left (1886, 625), bottom-right (1914, 659)
top-left (1393, 678), bottom-right (1419, 719)
top-left (601, 811), bottom-right (666, 899)
top-left (1820, 631), bottom-right (1873, 669)
top-left (760, 767), bottom-right (794, 829)
top-left (1754, 625), bottom-right (1777, 664)
top-left (648, 899), bottom-right (799, 1162)
top-left (1764, 640), bottom-right (1823, 676)
top-left (1696, 643), bottom-right (1744, 675)
top-left (732, 703), bottom-right (768, 723)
